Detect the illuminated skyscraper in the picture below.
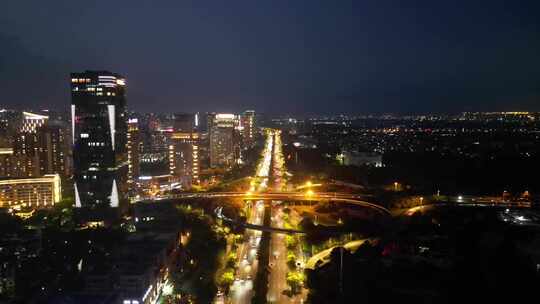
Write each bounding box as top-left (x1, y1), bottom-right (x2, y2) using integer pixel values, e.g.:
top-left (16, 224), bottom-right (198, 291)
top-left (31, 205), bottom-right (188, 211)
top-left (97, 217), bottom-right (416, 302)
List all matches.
top-left (13, 112), bottom-right (49, 177)
top-left (39, 123), bottom-right (69, 177)
top-left (241, 110), bottom-right (256, 147)
top-left (70, 71), bottom-right (128, 209)
top-left (169, 113), bottom-right (199, 187)
top-left (209, 113), bottom-right (236, 168)
top-left (4, 112), bottom-right (69, 179)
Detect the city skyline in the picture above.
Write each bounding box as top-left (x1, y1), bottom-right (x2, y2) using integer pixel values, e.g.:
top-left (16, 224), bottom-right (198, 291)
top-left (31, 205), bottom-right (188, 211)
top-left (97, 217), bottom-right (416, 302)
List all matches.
top-left (1, 2), bottom-right (540, 304)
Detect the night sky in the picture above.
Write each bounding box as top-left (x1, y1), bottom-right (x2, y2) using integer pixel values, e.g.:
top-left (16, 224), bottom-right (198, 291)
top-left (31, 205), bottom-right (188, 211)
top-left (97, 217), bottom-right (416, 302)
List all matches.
top-left (1, 0), bottom-right (540, 114)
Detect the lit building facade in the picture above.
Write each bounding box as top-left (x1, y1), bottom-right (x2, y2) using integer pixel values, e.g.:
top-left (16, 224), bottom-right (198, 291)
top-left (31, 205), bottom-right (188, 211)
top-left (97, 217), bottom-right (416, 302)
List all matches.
top-left (169, 132), bottom-right (199, 187)
top-left (12, 112), bottom-right (49, 177)
top-left (0, 109), bottom-right (21, 136)
top-left (168, 113), bottom-right (199, 187)
top-left (127, 118), bottom-right (141, 185)
top-left (71, 71), bottom-right (128, 209)
top-left (241, 110), bottom-right (256, 147)
top-left (0, 148), bottom-right (15, 177)
top-left (20, 111), bottom-right (48, 133)
top-left (0, 174), bottom-right (61, 210)
top-left (209, 113), bottom-right (236, 168)
top-left (39, 124), bottom-right (69, 177)
top-left (0, 152), bottom-right (30, 178)
top-left (4, 112), bottom-right (70, 179)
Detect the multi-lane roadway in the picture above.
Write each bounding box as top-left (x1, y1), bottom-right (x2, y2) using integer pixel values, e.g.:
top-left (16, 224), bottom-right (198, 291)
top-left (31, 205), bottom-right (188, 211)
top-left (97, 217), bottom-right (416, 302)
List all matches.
top-left (229, 131), bottom-right (274, 304)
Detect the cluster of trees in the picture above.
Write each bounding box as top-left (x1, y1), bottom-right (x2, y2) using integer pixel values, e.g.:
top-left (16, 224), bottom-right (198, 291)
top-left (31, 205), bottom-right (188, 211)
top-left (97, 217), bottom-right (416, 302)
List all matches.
top-left (217, 234), bottom-right (244, 292)
top-left (171, 206), bottom-right (226, 303)
top-left (282, 209), bottom-right (305, 295)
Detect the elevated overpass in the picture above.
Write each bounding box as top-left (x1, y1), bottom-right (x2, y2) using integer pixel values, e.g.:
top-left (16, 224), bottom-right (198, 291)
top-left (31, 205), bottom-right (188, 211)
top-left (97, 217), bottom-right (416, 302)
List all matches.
top-left (139, 191), bottom-right (391, 215)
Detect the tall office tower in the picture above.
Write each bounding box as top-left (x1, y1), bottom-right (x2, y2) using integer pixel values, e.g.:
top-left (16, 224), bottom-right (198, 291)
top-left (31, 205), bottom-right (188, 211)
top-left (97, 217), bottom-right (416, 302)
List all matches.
top-left (13, 112), bottom-right (49, 177)
top-left (241, 110), bottom-right (256, 147)
top-left (70, 71), bottom-right (128, 209)
top-left (209, 114), bottom-right (236, 168)
top-left (169, 113), bottom-right (199, 187)
top-left (127, 118), bottom-right (141, 185)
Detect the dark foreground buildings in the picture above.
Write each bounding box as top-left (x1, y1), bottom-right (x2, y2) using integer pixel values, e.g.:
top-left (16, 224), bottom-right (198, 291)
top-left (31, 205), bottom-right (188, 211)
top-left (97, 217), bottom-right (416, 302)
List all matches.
top-left (70, 71), bottom-right (128, 211)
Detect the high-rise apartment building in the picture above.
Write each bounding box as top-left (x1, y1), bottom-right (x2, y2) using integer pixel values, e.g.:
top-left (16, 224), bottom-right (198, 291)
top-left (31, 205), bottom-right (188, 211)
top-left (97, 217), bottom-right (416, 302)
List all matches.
top-left (71, 71), bottom-right (128, 209)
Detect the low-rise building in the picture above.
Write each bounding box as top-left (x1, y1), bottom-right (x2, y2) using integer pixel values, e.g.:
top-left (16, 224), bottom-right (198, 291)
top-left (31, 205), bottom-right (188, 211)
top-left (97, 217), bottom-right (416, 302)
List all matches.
top-left (340, 151), bottom-right (383, 167)
top-left (0, 174), bottom-right (61, 211)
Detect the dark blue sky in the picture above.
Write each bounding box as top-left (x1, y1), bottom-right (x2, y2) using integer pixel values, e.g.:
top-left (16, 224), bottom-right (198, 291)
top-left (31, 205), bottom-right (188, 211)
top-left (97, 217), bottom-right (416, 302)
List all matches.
top-left (1, 0), bottom-right (540, 114)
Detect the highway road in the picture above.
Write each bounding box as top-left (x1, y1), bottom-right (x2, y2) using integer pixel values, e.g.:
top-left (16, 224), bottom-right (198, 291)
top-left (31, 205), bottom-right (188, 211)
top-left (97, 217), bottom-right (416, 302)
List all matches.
top-left (229, 130), bottom-right (275, 304)
top-left (267, 206), bottom-right (307, 303)
top-left (266, 130), bottom-right (307, 303)
top-left (229, 200), bottom-right (264, 304)
top-left (267, 205), bottom-right (289, 303)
